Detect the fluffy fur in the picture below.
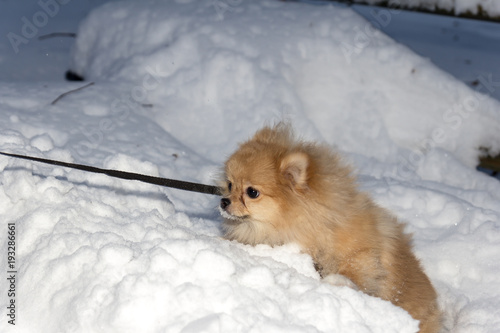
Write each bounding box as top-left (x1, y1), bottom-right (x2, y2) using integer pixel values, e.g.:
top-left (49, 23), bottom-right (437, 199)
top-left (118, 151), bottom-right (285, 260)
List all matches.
top-left (219, 123), bottom-right (441, 333)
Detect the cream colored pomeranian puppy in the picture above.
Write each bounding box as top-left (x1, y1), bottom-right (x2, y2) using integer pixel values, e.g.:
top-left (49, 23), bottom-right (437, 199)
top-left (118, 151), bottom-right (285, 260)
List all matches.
top-left (219, 123), bottom-right (441, 333)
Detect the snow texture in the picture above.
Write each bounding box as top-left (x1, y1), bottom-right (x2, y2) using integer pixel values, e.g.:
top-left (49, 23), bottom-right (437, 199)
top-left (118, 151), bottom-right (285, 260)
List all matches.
top-left (1, 0), bottom-right (500, 332)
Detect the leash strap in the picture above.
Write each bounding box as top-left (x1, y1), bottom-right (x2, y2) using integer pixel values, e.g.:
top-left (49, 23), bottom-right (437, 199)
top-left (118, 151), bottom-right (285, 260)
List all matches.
top-left (0, 151), bottom-right (220, 196)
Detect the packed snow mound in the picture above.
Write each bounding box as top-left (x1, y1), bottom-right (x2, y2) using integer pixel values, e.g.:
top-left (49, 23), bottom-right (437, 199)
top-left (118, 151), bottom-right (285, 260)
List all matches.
top-left (0, 160), bottom-right (418, 332)
top-left (1, 0), bottom-right (500, 332)
top-left (70, 0), bottom-right (500, 168)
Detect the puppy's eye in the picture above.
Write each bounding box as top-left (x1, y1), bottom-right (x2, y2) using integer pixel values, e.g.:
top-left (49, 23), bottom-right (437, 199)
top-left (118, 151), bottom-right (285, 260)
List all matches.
top-left (227, 182), bottom-right (232, 192)
top-left (246, 187), bottom-right (260, 199)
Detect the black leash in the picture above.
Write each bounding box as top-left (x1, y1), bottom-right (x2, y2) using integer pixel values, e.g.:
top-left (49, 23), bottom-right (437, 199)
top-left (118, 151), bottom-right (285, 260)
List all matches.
top-left (0, 151), bottom-right (220, 196)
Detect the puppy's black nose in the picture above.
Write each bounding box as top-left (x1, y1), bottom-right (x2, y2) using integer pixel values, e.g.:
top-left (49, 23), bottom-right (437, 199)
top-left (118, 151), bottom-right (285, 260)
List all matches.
top-left (220, 198), bottom-right (231, 209)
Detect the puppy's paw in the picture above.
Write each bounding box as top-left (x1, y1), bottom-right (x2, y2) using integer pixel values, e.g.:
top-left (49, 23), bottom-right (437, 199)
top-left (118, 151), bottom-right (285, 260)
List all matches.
top-left (323, 274), bottom-right (358, 290)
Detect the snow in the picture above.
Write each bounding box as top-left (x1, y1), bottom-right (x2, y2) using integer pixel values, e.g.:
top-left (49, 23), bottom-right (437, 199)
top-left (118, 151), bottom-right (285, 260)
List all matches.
top-left (349, 3), bottom-right (500, 102)
top-left (1, 0), bottom-right (500, 332)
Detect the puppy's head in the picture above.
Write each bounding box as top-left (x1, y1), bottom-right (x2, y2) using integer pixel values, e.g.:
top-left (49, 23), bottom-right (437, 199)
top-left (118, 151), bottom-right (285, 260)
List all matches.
top-left (219, 124), bottom-right (310, 245)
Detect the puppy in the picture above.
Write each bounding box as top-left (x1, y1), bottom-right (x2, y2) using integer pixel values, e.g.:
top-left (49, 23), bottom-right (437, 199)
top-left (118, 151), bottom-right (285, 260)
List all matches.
top-left (219, 123), bottom-right (441, 333)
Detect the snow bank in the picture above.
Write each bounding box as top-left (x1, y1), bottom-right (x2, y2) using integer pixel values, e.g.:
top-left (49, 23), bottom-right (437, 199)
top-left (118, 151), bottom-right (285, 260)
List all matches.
top-left (1, 0), bottom-right (500, 332)
top-left (69, 0), bottom-right (500, 167)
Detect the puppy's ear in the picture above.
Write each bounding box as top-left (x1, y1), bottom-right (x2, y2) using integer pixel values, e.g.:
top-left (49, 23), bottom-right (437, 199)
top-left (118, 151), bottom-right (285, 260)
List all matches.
top-left (280, 152), bottom-right (309, 188)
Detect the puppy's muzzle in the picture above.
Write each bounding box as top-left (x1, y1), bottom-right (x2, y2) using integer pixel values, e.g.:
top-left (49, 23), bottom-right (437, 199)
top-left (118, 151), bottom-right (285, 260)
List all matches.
top-left (220, 198), bottom-right (231, 210)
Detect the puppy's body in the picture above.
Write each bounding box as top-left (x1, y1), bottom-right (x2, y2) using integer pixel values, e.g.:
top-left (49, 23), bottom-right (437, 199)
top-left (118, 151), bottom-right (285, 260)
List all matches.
top-left (220, 124), bottom-right (441, 333)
